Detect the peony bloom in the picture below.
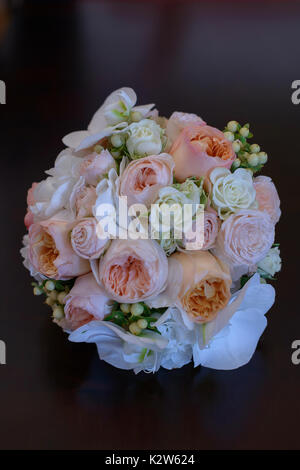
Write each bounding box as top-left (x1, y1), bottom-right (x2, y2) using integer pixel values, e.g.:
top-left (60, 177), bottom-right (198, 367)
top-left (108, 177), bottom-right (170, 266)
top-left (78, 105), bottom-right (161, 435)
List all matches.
top-left (170, 124), bottom-right (236, 182)
top-left (64, 273), bottom-right (113, 331)
top-left (70, 180), bottom-right (97, 219)
top-left (119, 153), bottom-right (174, 207)
top-left (213, 209), bottom-right (275, 277)
top-left (28, 214), bottom-right (90, 279)
top-left (170, 251), bottom-right (232, 324)
top-left (165, 111), bottom-right (206, 149)
top-left (71, 218), bottom-right (109, 259)
top-left (98, 239), bottom-right (168, 303)
top-left (183, 207), bottom-right (219, 251)
top-left (79, 150), bottom-right (116, 186)
top-left (253, 175), bottom-right (281, 224)
top-left (210, 167), bottom-right (256, 219)
top-left (24, 182), bottom-right (38, 229)
top-left (126, 119), bottom-right (163, 157)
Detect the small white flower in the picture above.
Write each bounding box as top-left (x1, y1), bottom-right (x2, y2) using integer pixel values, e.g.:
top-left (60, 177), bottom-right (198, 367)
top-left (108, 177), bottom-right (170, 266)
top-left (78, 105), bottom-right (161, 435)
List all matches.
top-left (126, 119), bottom-right (163, 158)
top-left (257, 246), bottom-right (281, 277)
top-left (157, 308), bottom-right (194, 370)
top-left (210, 167), bottom-right (256, 220)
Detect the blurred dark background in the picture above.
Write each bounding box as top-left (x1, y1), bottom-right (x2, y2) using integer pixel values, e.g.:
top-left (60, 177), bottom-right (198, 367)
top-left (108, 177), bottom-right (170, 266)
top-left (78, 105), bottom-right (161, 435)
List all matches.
top-left (0, 0), bottom-right (300, 450)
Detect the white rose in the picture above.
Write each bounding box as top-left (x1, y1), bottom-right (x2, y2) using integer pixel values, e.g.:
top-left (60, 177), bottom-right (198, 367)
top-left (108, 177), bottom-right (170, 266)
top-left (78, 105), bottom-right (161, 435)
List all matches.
top-left (257, 246), bottom-right (281, 277)
top-left (210, 167), bottom-right (256, 220)
top-left (174, 178), bottom-right (201, 205)
top-left (151, 186), bottom-right (194, 239)
top-left (126, 119), bottom-right (162, 158)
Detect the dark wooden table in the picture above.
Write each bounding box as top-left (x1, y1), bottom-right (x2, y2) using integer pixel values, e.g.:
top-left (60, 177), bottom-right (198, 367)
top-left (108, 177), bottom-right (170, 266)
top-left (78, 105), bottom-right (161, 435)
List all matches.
top-left (0, 0), bottom-right (299, 450)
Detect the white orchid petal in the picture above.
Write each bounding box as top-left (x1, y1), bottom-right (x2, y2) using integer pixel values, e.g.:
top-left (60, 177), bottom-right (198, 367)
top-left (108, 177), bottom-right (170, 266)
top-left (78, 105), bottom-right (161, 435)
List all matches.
top-left (62, 131), bottom-right (90, 149)
top-left (132, 103), bottom-right (155, 116)
top-left (76, 122), bottom-right (129, 151)
top-left (193, 308), bottom-right (267, 370)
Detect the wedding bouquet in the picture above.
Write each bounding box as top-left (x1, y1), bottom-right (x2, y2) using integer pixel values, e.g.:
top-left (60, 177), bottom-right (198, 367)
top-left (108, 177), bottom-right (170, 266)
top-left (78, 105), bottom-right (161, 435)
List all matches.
top-left (21, 87), bottom-right (281, 373)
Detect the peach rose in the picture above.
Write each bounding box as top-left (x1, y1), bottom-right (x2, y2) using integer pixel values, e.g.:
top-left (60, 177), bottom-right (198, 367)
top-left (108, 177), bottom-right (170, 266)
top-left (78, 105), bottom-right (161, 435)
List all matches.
top-left (24, 182), bottom-right (38, 229)
top-left (170, 124), bottom-right (236, 182)
top-left (71, 218), bottom-right (108, 259)
top-left (253, 175), bottom-right (281, 224)
top-left (28, 215), bottom-right (90, 279)
top-left (98, 239), bottom-right (168, 303)
top-left (166, 111), bottom-right (206, 148)
top-left (119, 153), bottom-right (174, 207)
top-left (182, 207), bottom-right (220, 251)
top-left (171, 251), bottom-right (231, 323)
top-left (70, 181), bottom-right (97, 218)
top-left (64, 273), bottom-right (113, 330)
top-left (79, 150), bottom-right (116, 186)
top-left (213, 209), bottom-right (275, 275)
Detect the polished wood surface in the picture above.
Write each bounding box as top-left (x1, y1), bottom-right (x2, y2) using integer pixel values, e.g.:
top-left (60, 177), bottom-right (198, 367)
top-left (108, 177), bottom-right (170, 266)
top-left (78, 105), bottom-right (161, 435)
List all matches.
top-left (0, 0), bottom-right (299, 450)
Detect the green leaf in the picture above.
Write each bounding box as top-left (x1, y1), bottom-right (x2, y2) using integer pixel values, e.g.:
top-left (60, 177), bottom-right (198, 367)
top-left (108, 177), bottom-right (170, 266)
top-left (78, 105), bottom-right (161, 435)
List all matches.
top-left (240, 274), bottom-right (253, 288)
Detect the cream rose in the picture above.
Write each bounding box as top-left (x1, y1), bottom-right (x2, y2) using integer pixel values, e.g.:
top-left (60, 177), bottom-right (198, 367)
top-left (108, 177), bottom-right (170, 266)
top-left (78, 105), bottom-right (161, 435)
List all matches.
top-left (71, 218), bottom-right (109, 259)
top-left (210, 168), bottom-right (256, 219)
top-left (98, 239), bottom-right (168, 303)
top-left (64, 273), bottom-right (113, 330)
top-left (79, 150), bottom-right (116, 186)
top-left (257, 246), bottom-right (281, 277)
top-left (28, 214), bottom-right (90, 280)
top-left (150, 186), bottom-right (194, 239)
top-left (253, 175), bottom-right (281, 224)
top-left (213, 209), bottom-right (275, 274)
top-left (171, 251), bottom-right (231, 323)
top-left (119, 153), bottom-right (174, 207)
top-left (126, 119), bottom-right (162, 157)
top-left (170, 124), bottom-right (236, 182)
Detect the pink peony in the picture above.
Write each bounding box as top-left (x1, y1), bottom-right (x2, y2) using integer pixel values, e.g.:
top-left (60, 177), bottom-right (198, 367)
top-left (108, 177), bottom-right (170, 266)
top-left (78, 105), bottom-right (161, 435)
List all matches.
top-left (71, 218), bottom-right (108, 259)
top-left (79, 150), bottom-right (116, 186)
top-left (182, 208), bottom-right (220, 251)
top-left (170, 124), bottom-right (236, 182)
top-left (166, 112), bottom-right (206, 148)
top-left (28, 215), bottom-right (90, 279)
top-left (254, 175), bottom-right (281, 224)
top-left (24, 182), bottom-right (38, 229)
top-left (213, 209), bottom-right (275, 277)
top-left (64, 273), bottom-right (113, 331)
top-left (98, 239), bottom-right (168, 303)
top-left (70, 183), bottom-right (97, 219)
top-left (119, 153), bottom-right (174, 207)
